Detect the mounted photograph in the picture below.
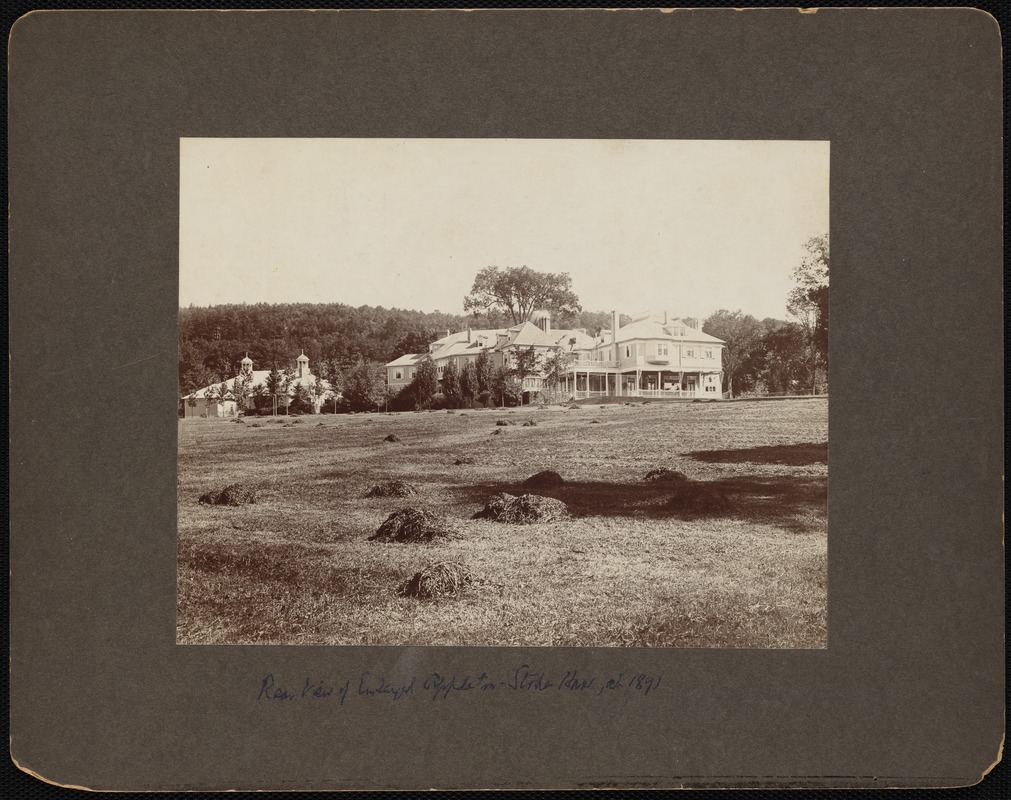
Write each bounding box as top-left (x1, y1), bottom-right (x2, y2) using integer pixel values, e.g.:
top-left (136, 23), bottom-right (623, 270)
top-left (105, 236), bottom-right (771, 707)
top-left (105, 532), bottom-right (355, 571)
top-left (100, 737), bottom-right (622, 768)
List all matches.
top-left (177, 138), bottom-right (829, 647)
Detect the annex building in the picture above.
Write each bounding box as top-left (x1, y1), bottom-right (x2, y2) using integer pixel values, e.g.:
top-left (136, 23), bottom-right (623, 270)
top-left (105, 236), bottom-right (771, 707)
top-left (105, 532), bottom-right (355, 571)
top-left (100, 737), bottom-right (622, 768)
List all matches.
top-left (181, 352), bottom-right (336, 417)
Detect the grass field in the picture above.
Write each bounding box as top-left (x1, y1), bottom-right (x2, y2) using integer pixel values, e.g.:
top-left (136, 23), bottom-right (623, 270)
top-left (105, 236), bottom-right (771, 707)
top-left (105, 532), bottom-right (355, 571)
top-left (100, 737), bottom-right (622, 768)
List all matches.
top-left (177, 398), bottom-right (827, 648)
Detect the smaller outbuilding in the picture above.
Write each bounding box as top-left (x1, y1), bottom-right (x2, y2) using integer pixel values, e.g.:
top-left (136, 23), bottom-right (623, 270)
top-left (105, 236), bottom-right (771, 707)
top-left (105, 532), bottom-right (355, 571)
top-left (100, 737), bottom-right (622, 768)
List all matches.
top-left (181, 352), bottom-right (337, 418)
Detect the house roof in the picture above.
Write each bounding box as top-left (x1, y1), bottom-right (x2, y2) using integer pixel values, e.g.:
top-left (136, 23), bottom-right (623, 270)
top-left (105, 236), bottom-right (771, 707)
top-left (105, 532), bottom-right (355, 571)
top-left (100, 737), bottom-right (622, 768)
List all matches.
top-left (184, 369), bottom-right (335, 400)
top-left (386, 353), bottom-right (426, 368)
top-left (615, 316), bottom-right (725, 345)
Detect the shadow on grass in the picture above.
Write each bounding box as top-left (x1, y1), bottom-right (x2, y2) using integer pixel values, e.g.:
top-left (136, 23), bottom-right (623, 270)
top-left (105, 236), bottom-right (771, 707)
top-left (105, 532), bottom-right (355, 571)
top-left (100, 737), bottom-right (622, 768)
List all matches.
top-left (686, 442), bottom-right (827, 466)
top-left (449, 474), bottom-right (826, 534)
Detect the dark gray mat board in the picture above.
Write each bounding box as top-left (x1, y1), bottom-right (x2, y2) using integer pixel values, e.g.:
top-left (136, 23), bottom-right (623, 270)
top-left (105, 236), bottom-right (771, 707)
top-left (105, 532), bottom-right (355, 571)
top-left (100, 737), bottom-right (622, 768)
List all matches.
top-left (8, 8), bottom-right (1004, 790)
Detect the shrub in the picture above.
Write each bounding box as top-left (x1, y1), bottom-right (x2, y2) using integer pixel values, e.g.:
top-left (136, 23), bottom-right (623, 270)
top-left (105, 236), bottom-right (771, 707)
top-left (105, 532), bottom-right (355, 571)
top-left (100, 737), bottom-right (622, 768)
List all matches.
top-left (454, 457), bottom-right (475, 465)
top-left (384, 433), bottom-right (402, 443)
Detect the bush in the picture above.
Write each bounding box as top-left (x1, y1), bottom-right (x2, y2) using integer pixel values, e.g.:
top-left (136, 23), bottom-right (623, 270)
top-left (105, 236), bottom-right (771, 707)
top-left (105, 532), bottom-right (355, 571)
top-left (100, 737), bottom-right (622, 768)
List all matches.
top-left (429, 392), bottom-right (449, 411)
top-left (476, 391), bottom-right (492, 407)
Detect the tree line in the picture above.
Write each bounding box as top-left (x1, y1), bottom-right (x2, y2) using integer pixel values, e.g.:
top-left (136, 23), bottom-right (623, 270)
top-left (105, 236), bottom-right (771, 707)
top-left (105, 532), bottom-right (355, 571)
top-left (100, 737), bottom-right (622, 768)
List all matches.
top-left (703, 235), bottom-right (829, 397)
top-left (180, 241), bottom-right (828, 409)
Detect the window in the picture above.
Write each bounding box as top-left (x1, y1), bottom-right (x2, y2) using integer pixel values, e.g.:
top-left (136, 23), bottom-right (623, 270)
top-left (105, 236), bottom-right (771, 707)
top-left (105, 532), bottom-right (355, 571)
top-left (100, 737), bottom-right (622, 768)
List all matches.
top-left (409, 368), bottom-right (415, 378)
top-left (703, 349), bottom-right (712, 359)
top-left (657, 343), bottom-right (668, 356)
top-left (686, 348), bottom-right (695, 358)
top-left (625, 345), bottom-right (631, 358)
top-left (395, 370), bottom-right (402, 380)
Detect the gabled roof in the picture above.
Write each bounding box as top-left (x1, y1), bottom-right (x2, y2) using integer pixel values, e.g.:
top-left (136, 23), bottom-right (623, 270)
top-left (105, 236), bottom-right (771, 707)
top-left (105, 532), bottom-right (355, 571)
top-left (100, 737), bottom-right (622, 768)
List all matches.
top-left (184, 369), bottom-right (335, 400)
top-left (615, 316), bottom-right (725, 345)
top-left (496, 321), bottom-right (562, 349)
top-left (386, 353), bottom-right (426, 368)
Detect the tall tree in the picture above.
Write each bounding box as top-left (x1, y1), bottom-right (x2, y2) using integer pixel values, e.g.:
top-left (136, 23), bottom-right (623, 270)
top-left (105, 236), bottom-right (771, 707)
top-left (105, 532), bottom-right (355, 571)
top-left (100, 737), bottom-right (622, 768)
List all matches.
top-left (542, 346), bottom-right (576, 391)
top-left (757, 322), bottom-right (808, 394)
top-left (507, 346), bottom-right (543, 404)
top-left (788, 234), bottom-right (829, 393)
top-left (412, 358), bottom-right (438, 409)
top-left (703, 310), bottom-right (763, 399)
top-left (442, 360), bottom-right (462, 408)
top-left (459, 361), bottom-right (478, 408)
top-left (463, 266), bottom-right (581, 324)
top-left (266, 366), bottom-right (284, 415)
top-left (474, 349), bottom-right (493, 395)
top-left (343, 361), bottom-right (386, 412)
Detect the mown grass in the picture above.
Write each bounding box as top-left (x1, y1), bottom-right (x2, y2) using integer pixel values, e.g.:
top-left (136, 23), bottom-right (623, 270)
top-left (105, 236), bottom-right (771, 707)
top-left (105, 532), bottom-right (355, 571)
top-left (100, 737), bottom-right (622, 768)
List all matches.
top-left (177, 399), bottom-right (827, 647)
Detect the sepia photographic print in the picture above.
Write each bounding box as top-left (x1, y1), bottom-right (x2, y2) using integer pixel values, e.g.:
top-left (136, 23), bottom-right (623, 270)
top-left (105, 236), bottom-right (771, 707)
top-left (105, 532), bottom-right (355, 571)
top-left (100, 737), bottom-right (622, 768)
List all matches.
top-left (177, 138), bottom-right (829, 648)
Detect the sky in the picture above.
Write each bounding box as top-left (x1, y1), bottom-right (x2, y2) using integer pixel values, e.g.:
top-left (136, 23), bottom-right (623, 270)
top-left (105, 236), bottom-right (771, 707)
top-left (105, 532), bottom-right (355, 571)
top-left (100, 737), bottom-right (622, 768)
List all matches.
top-left (180, 138), bottom-right (829, 322)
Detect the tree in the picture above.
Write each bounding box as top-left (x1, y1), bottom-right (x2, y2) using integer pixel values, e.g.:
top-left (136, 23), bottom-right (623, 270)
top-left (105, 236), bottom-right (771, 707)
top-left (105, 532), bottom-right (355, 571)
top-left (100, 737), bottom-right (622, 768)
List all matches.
top-left (290, 382), bottom-right (314, 414)
top-left (463, 266), bottom-right (581, 324)
top-left (265, 366), bottom-right (286, 415)
top-left (459, 361), bottom-right (478, 408)
top-left (251, 382), bottom-right (271, 414)
top-left (442, 360), bottom-right (462, 408)
top-left (412, 358), bottom-right (438, 409)
top-left (757, 322), bottom-right (808, 395)
top-left (543, 346), bottom-right (575, 391)
top-left (788, 234), bottom-right (829, 393)
top-left (343, 361), bottom-right (386, 412)
top-left (703, 310), bottom-right (764, 398)
top-left (232, 372), bottom-right (252, 414)
top-left (506, 346), bottom-right (542, 404)
top-left (491, 367), bottom-right (509, 407)
top-left (474, 350), bottom-right (493, 396)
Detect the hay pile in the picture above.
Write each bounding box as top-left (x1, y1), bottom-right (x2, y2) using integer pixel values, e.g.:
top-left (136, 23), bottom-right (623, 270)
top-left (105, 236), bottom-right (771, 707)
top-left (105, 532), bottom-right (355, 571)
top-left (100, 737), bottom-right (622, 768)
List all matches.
top-left (644, 467), bottom-right (690, 486)
top-left (454, 457), bottom-right (475, 465)
top-left (199, 483), bottom-right (257, 506)
top-left (495, 419), bottom-right (516, 426)
top-left (590, 419), bottom-right (601, 424)
top-left (369, 508), bottom-right (458, 543)
top-left (522, 420), bottom-right (537, 427)
top-left (365, 480), bottom-right (418, 498)
top-left (384, 433), bottom-right (402, 443)
top-left (251, 422), bottom-right (263, 428)
top-left (397, 562), bottom-right (473, 599)
top-left (491, 429), bottom-right (505, 436)
top-left (523, 470), bottom-right (564, 489)
top-left (665, 481), bottom-right (731, 514)
top-left (568, 404), bottom-right (580, 410)
top-left (292, 418), bottom-right (304, 424)
top-left (474, 492), bottom-right (569, 524)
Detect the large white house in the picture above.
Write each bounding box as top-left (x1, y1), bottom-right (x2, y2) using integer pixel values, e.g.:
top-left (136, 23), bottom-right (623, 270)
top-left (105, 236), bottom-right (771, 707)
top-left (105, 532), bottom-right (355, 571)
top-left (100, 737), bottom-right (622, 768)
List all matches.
top-left (181, 352), bottom-right (337, 417)
top-left (386, 310), bottom-right (725, 401)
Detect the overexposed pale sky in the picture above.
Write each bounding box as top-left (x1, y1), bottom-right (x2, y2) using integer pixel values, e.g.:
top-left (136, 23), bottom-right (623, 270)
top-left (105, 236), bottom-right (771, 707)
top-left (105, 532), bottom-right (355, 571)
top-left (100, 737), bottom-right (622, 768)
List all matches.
top-left (180, 138), bottom-right (829, 321)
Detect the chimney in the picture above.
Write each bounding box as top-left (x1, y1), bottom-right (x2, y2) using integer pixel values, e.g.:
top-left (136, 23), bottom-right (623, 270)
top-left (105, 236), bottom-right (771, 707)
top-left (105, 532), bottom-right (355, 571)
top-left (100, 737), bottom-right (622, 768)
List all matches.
top-left (663, 310), bottom-right (669, 325)
top-left (611, 311), bottom-right (619, 346)
top-left (467, 327), bottom-right (472, 343)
